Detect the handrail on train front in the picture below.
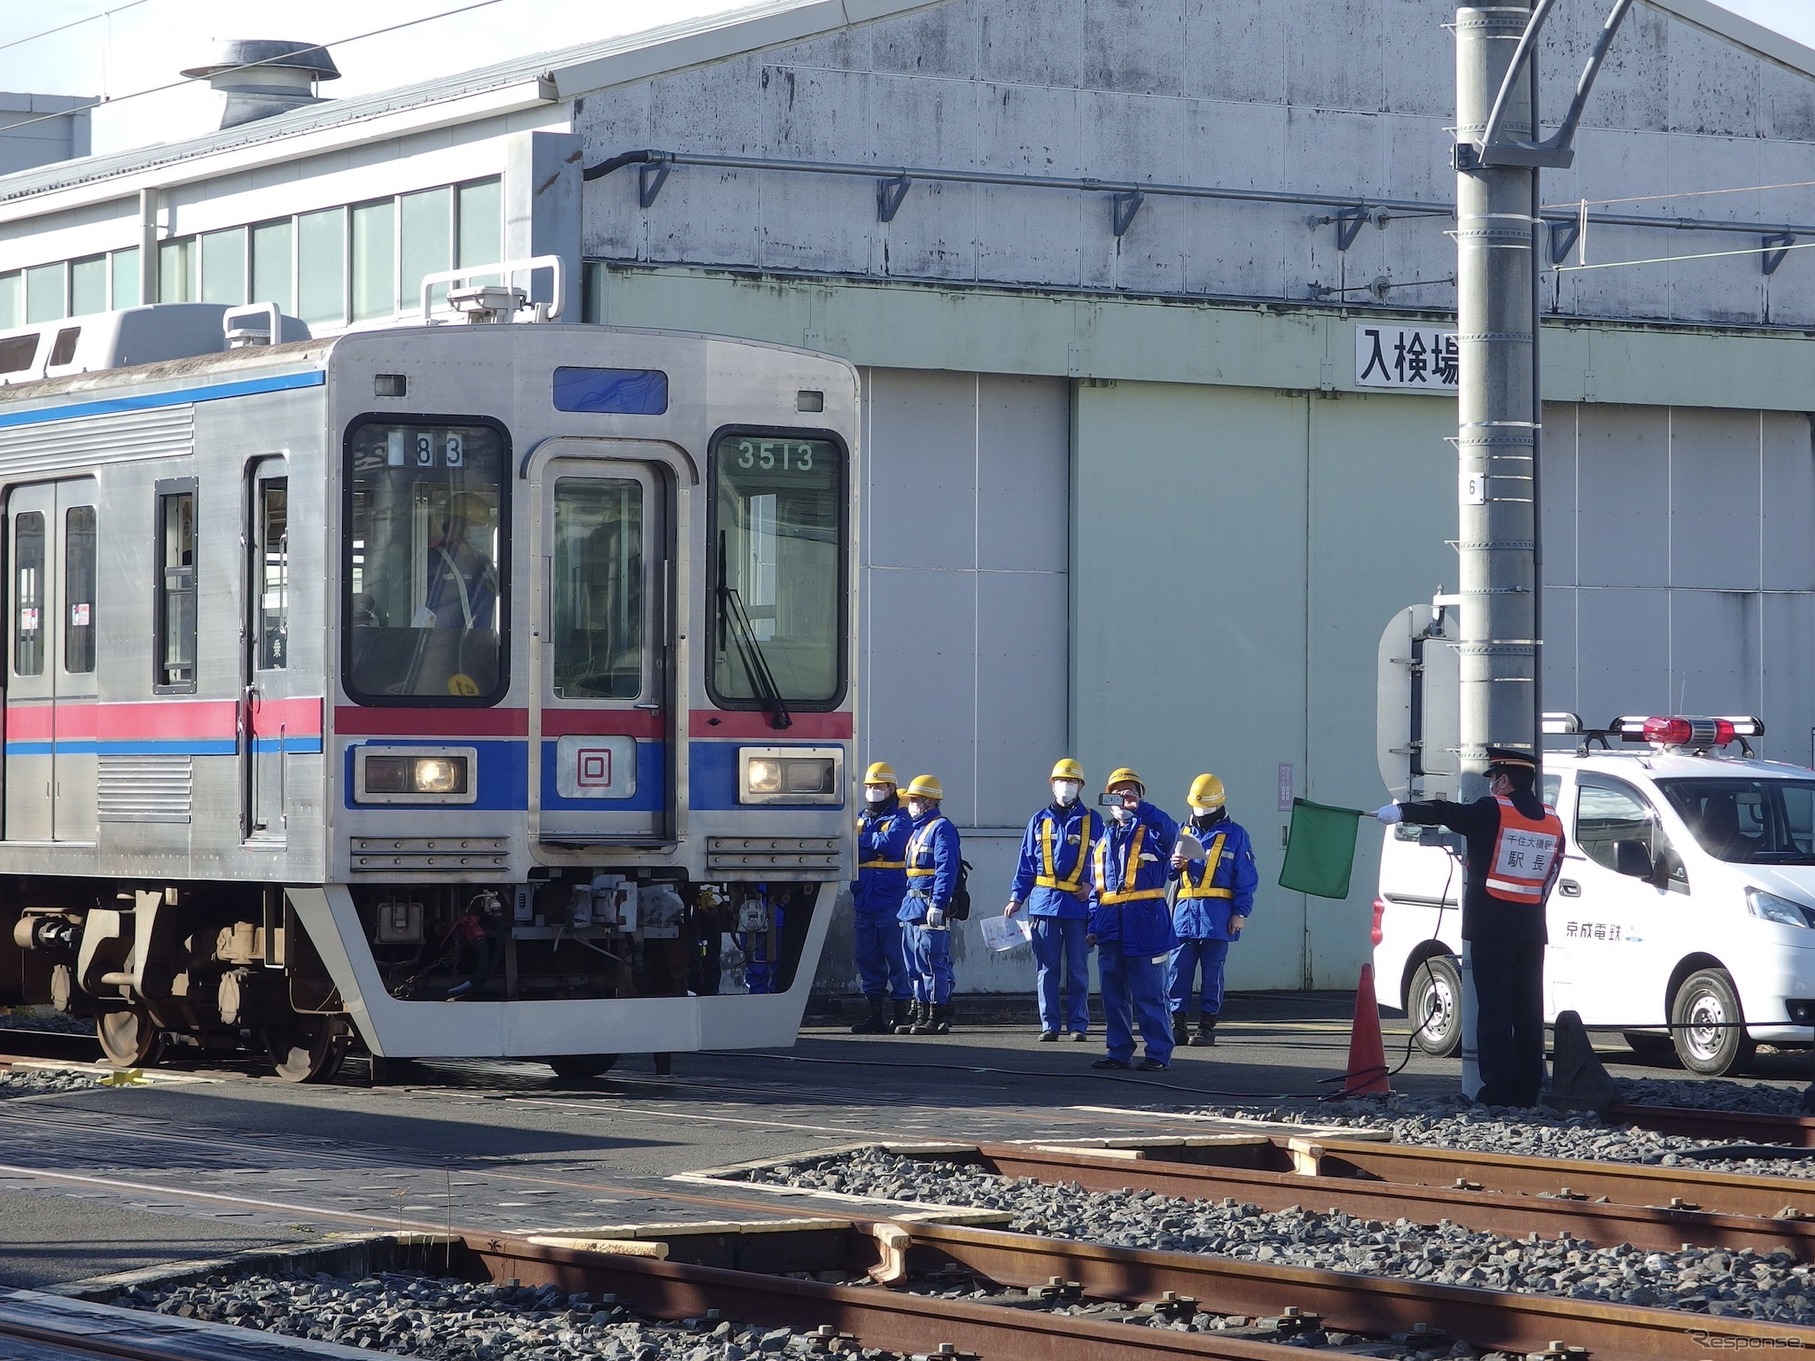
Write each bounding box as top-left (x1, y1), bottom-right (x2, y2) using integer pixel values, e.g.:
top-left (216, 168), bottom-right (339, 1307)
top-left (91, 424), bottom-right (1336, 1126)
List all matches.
top-left (416, 255), bottom-right (567, 323)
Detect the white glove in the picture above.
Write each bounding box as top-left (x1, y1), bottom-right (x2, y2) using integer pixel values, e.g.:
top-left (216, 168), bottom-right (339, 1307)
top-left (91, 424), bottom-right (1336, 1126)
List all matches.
top-left (926, 907), bottom-right (947, 929)
top-left (1373, 803), bottom-right (1403, 825)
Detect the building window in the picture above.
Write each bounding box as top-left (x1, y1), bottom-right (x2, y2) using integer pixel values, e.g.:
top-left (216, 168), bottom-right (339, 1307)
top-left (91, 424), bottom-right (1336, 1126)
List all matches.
top-left (155, 479), bottom-right (197, 692)
top-left (401, 186), bottom-right (452, 316)
top-left (25, 262), bottom-right (64, 322)
top-left (297, 206), bottom-right (346, 328)
top-left (251, 220), bottom-right (293, 314)
top-left (111, 248), bottom-right (140, 310)
top-left (201, 226), bottom-right (248, 306)
top-left (69, 257), bottom-right (106, 317)
top-left (351, 198), bottom-right (395, 322)
top-left (158, 237), bottom-right (196, 303)
top-left (0, 272), bottom-right (20, 328)
top-left (458, 177), bottom-right (502, 284)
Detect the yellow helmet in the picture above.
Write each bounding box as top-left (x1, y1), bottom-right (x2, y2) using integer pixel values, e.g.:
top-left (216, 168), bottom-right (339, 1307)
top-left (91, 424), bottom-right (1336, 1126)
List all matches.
top-left (1188, 773), bottom-right (1226, 812)
top-left (904, 774), bottom-right (944, 802)
top-left (1049, 758), bottom-right (1085, 783)
top-left (1104, 767), bottom-right (1144, 795)
top-left (863, 761), bottom-right (899, 786)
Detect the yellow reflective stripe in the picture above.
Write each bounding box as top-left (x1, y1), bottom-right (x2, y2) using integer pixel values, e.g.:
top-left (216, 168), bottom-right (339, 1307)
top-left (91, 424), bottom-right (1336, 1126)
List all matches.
top-left (905, 818), bottom-right (946, 880)
top-left (1100, 887), bottom-right (1167, 903)
top-left (907, 868), bottom-right (937, 878)
top-left (1178, 832), bottom-right (1231, 900)
top-left (1034, 811), bottom-right (1087, 893)
top-left (860, 860), bottom-right (906, 869)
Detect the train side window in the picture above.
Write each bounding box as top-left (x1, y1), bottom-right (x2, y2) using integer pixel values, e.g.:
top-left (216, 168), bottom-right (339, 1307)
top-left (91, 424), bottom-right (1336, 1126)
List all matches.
top-left (154, 479), bottom-right (197, 692)
top-left (12, 511), bottom-right (43, 677)
top-left (63, 504), bottom-right (95, 674)
top-left (257, 481), bottom-right (287, 670)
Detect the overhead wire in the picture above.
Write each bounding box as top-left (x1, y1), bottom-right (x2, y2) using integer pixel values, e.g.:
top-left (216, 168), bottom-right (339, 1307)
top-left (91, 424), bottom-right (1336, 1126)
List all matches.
top-left (1546, 177), bottom-right (1815, 211)
top-left (0, 0), bottom-right (514, 139)
top-left (0, 0), bottom-right (150, 56)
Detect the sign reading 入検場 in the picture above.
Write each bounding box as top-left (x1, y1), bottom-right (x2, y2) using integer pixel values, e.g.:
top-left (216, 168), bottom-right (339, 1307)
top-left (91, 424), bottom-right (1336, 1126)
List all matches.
top-left (1354, 325), bottom-right (1459, 391)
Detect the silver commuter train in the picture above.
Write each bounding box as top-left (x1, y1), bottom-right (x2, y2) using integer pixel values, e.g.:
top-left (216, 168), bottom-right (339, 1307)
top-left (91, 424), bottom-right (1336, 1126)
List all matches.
top-left (0, 279), bottom-right (857, 1081)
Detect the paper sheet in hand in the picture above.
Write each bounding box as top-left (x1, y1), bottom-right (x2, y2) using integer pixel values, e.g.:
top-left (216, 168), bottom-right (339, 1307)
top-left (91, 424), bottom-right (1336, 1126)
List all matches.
top-left (981, 913), bottom-right (1034, 952)
top-left (1173, 832), bottom-right (1204, 860)
top-left (1278, 797), bottom-right (1366, 899)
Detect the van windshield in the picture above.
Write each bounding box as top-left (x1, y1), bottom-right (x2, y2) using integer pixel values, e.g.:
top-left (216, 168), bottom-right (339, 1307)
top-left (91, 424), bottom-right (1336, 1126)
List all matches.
top-left (1655, 778), bottom-right (1815, 864)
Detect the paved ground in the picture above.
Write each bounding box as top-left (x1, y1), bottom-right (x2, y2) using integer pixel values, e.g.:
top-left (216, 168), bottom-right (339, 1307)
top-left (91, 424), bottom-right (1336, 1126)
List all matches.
top-left (2, 991), bottom-right (1811, 1291)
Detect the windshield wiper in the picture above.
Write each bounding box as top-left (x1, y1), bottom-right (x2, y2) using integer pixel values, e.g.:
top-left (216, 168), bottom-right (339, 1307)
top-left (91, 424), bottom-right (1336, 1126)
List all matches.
top-left (718, 579), bottom-right (792, 731)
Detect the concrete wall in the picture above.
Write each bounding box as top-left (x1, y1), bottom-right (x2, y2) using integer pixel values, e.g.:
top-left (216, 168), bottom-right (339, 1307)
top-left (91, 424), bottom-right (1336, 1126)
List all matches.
top-left (578, 0), bottom-right (1815, 327)
top-left (0, 94), bottom-right (91, 177)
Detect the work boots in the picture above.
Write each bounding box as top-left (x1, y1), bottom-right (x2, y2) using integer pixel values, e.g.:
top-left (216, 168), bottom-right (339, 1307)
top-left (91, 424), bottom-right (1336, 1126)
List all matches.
top-left (850, 996), bottom-right (888, 1035)
top-left (1173, 1012), bottom-right (1191, 1046)
top-left (1196, 1017), bottom-right (1217, 1047)
top-left (922, 1003), bottom-right (954, 1035)
top-left (894, 1001), bottom-right (925, 1035)
top-left (889, 998), bottom-right (913, 1033)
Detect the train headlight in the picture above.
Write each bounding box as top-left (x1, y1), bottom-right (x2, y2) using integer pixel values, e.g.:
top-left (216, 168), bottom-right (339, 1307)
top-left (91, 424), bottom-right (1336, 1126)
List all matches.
top-left (355, 747), bottom-right (477, 804)
top-left (738, 747), bottom-right (842, 806)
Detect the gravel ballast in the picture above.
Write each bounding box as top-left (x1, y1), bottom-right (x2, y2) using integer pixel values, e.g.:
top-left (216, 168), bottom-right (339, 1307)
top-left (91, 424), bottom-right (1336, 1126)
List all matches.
top-left (123, 1271), bottom-right (903, 1360)
top-left (0, 1067), bottom-right (104, 1099)
top-left (743, 1146), bottom-right (1815, 1326)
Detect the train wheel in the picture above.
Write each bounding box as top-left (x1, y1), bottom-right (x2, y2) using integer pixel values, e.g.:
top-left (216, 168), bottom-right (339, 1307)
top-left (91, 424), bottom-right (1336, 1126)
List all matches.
top-left (547, 1054), bottom-right (619, 1079)
top-left (264, 1014), bottom-right (348, 1084)
top-left (97, 1009), bottom-right (163, 1068)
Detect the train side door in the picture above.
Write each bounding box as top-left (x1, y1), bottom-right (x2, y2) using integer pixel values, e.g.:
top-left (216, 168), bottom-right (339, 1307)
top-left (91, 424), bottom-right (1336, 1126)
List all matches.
top-left (242, 463), bottom-right (291, 843)
top-left (3, 479), bottom-right (98, 843)
top-left (530, 444), bottom-right (673, 844)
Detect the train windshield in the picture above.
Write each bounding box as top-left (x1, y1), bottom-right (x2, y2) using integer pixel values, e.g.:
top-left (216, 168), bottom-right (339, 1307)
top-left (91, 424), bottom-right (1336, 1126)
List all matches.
top-left (710, 431), bottom-right (845, 710)
top-left (344, 419), bottom-right (508, 704)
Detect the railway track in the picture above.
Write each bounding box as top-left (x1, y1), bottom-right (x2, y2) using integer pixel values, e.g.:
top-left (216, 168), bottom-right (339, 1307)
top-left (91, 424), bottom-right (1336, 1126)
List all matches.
top-left (0, 1287), bottom-right (378, 1360)
top-left (1606, 1100), bottom-right (1815, 1149)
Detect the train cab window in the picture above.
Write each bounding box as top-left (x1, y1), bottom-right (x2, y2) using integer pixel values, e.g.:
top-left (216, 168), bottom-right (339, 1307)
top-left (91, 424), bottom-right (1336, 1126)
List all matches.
top-left (257, 481), bottom-right (288, 670)
top-left (155, 481), bottom-right (197, 691)
top-left (344, 419), bottom-right (507, 704)
top-left (64, 505), bottom-right (95, 674)
top-left (552, 478), bottom-right (643, 699)
top-left (12, 511), bottom-right (43, 677)
top-left (708, 431), bottom-right (846, 710)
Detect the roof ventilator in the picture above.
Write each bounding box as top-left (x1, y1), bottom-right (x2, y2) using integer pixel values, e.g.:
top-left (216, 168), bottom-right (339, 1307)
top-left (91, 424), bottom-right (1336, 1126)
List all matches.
top-left (223, 302), bottom-right (281, 349)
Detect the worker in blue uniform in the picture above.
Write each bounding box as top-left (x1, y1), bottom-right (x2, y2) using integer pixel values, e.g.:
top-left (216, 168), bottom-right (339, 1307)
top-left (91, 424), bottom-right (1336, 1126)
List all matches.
top-left (1086, 768), bottom-right (1179, 1071)
top-left (1168, 773), bottom-right (1258, 1047)
top-left (850, 761), bottom-right (913, 1034)
top-left (897, 774), bottom-right (961, 1036)
top-left (1006, 758), bottom-right (1099, 1041)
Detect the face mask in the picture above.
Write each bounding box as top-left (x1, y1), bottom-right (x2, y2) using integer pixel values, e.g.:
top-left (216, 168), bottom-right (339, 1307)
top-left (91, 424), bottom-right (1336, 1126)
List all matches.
top-left (1111, 804), bottom-right (1134, 823)
top-left (1051, 780), bottom-right (1081, 805)
top-left (865, 787), bottom-right (892, 805)
top-left (907, 800), bottom-right (926, 818)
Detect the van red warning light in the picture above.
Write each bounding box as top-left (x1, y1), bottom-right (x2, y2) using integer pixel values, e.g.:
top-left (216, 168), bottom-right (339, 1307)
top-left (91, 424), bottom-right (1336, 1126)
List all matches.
top-left (1613, 715), bottom-right (1762, 751)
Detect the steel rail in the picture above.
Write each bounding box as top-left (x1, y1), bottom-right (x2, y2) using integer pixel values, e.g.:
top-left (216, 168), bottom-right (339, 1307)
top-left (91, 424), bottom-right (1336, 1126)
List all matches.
top-left (465, 1233), bottom-right (1325, 1361)
top-left (973, 1142), bottom-right (1815, 1258)
top-left (0, 1289), bottom-right (376, 1361)
top-left (1607, 1102), bottom-right (1815, 1150)
top-left (1305, 1136), bottom-right (1815, 1220)
top-left (890, 1219), bottom-right (1815, 1360)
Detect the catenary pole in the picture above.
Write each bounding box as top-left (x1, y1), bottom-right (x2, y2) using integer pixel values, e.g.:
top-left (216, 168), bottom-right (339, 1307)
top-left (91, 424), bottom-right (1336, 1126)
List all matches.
top-left (1455, 2), bottom-right (1539, 1100)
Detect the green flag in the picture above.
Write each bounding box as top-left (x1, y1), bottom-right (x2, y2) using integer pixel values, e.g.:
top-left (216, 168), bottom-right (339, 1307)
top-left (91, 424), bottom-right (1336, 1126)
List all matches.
top-left (1279, 797), bottom-right (1367, 899)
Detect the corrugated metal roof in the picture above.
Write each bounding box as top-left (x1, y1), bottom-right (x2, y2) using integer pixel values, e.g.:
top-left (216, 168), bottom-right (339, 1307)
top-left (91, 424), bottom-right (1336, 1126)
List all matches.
top-left (0, 0), bottom-right (939, 204)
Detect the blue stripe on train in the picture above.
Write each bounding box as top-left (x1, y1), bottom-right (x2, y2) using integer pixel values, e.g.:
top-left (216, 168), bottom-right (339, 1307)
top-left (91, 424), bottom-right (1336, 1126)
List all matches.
top-left (0, 369), bottom-right (326, 430)
top-left (341, 739), bottom-right (528, 811)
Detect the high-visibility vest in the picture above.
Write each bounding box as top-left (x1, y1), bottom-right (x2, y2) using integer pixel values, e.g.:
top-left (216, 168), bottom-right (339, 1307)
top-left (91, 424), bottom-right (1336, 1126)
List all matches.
top-left (1035, 809), bottom-right (1096, 892)
top-left (1095, 825), bottom-right (1166, 904)
top-left (1483, 797), bottom-right (1564, 903)
top-left (857, 812), bottom-right (905, 869)
top-left (906, 818), bottom-right (950, 879)
top-left (1177, 831), bottom-right (1232, 900)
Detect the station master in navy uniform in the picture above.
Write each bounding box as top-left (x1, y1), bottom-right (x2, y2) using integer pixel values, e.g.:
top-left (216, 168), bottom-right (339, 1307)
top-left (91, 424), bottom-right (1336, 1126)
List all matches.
top-left (1374, 746), bottom-right (1565, 1107)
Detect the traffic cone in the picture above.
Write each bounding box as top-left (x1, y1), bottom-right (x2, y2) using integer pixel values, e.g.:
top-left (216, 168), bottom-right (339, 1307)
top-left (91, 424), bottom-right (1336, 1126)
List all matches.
top-left (1343, 962), bottom-right (1390, 1096)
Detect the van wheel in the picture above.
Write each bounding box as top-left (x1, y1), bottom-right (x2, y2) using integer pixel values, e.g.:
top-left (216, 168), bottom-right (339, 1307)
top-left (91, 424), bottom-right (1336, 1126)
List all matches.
top-left (1670, 969), bottom-right (1754, 1076)
top-left (1408, 955), bottom-right (1463, 1057)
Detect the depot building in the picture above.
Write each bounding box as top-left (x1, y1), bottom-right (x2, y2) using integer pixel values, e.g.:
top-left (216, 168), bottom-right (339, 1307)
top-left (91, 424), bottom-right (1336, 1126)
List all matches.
top-left (2, 0), bottom-right (1813, 997)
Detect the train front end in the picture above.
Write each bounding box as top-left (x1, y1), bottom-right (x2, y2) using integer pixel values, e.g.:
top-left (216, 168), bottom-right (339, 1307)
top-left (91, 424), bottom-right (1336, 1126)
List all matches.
top-left (304, 320), bottom-right (859, 1069)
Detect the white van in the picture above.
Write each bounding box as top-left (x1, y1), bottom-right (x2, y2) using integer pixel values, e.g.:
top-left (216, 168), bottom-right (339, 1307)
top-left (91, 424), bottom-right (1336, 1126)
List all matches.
top-left (1372, 715), bottom-right (1815, 1076)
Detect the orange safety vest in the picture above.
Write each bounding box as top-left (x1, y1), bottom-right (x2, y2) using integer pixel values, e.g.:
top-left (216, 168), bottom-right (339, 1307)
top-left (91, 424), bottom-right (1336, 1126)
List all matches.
top-left (1483, 797), bottom-right (1564, 904)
